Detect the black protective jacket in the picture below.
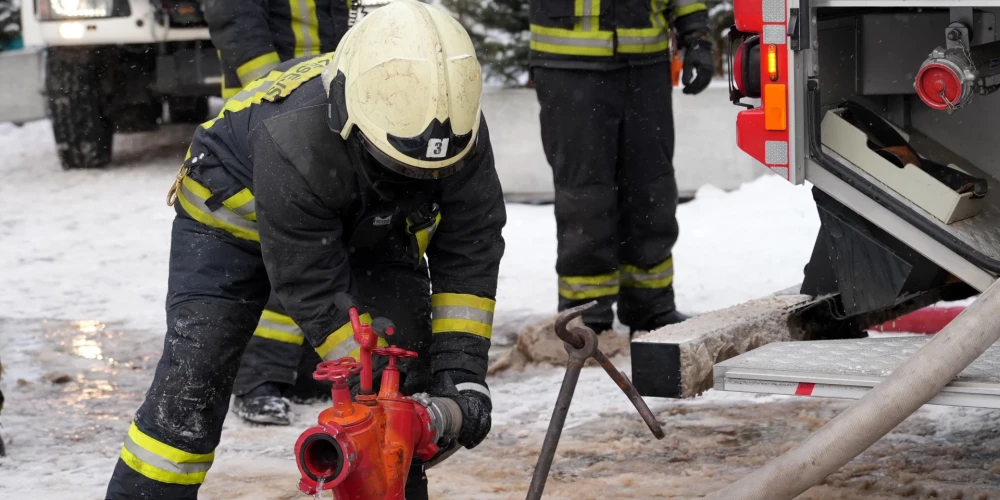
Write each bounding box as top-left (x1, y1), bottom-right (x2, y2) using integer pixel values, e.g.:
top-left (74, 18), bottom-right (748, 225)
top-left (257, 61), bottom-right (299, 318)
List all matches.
top-left (205, 0), bottom-right (349, 95)
top-left (178, 55), bottom-right (506, 379)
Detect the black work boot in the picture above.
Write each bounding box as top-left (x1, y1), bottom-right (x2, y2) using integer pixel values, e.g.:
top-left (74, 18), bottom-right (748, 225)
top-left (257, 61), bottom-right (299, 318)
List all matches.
top-left (630, 310), bottom-right (690, 336)
top-left (233, 382), bottom-right (291, 425)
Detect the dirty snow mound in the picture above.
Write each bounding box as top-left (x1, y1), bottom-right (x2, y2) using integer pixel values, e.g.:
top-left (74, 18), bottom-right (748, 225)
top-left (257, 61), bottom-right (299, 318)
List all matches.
top-left (488, 315), bottom-right (630, 373)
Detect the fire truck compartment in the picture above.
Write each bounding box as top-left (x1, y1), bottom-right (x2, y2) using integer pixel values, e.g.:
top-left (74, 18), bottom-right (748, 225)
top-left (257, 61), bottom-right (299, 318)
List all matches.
top-left (811, 6), bottom-right (1000, 273)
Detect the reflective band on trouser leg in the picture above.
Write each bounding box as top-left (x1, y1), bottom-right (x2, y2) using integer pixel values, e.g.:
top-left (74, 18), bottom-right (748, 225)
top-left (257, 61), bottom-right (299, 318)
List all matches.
top-left (431, 294), bottom-right (496, 340)
top-left (558, 272), bottom-right (620, 300)
top-left (529, 25), bottom-right (614, 57)
top-left (315, 313), bottom-right (386, 361)
top-left (616, 27), bottom-right (670, 54)
top-left (175, 177), bottom-right (260, 242)
top-left (222, 188), bottom-right (257, 221)
top-left (672, 0), bottom-right (708, 17)
top-left (120, 422), bottom-right (214, 485)
top-left (620, 258), bottom-right (674, 289)
top-left (254, 310), bottom-right (304, 345)
top-left (236, 52), bottom-right (280, 85)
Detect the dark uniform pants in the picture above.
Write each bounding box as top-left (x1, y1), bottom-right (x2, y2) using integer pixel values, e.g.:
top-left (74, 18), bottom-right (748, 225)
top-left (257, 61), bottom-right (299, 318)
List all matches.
top-left (231, 293), bottom-right (328, 399)
top-left (535, 63), bottom-right (679, 330)
top-left (106, 215), bottom-right (432, 499)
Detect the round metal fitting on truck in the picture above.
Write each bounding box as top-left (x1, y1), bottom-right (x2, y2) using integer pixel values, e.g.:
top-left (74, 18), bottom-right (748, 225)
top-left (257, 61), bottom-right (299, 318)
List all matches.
top-left (915, 48), bottom-right (976, 111)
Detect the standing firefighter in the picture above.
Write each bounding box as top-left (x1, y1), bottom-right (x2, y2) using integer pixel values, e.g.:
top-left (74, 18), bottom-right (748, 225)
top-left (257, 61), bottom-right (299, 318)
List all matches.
top-left (530, 0), bottom-right (714, 333)
top-left (205, 0), bottom-right (350, 100)
top-left (105, 2), bottom-right (503, 498)
top-left (205, 0), bottom-right (354, 425)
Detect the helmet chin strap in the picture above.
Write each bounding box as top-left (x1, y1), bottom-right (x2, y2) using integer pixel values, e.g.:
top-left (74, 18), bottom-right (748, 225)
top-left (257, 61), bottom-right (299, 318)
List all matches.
top-left (348, 134), bottom-right (434, 202)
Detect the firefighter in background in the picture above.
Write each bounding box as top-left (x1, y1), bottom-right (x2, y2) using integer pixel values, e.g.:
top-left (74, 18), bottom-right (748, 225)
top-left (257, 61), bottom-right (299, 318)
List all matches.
top-left (105, 2), bottom-right (502, 498)
top-left (204, 0), bottom-right (353, 424)
top-left (529, 0), bottom-right (714, 333)
top-left (205, 0), bottom-right (349, 100)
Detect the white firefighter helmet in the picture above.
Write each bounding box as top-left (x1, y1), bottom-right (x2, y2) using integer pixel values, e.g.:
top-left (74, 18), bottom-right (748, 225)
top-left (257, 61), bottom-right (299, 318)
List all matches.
top-left (323, 0), bottom-right (483, 179)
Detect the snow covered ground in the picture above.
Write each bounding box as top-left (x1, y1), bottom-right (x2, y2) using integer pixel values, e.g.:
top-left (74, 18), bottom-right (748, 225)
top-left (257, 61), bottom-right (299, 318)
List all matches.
top-left (2, 119), bottom-right (1000, 499)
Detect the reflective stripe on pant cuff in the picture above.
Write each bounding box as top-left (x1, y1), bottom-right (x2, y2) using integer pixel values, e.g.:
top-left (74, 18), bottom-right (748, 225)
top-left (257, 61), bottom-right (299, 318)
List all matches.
top-left (558, 272), bottom-right (620, 300)
top-left (431, 294), bottom-right (495, 340)
top-left (254, 310), bottom-right (304, 345)
top-left (120, 422), bottom-right (213, 485)
top-left (621, 258), bottom-right (674, 289)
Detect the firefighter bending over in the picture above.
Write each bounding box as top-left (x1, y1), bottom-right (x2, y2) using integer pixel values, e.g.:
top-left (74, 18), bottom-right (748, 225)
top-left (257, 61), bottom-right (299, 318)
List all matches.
top-left (105, 2), bottom-right (504, 498)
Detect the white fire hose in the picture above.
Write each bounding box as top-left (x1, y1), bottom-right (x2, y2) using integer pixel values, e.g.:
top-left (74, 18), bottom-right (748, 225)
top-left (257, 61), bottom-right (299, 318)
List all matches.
top-left (709, 278), bottom-right (1000, 500)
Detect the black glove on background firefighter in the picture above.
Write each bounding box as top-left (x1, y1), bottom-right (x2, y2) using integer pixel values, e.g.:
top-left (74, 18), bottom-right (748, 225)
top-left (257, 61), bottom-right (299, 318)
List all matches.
top-left (529, 0), bottom-right (713, 333)
top-left (105, 2), bottom-right (503, 498)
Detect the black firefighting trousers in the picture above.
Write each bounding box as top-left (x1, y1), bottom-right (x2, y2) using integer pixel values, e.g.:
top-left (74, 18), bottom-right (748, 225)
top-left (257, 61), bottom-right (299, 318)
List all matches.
top-left (231, 292), bottom-right (329, 400)
top-left (534, 63), bottom-right (680, 330)
top-left (106, 215), bottom-right (432, 500)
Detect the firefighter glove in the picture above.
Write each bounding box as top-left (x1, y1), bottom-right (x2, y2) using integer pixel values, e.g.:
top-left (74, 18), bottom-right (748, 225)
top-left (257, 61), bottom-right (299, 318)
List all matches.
top-left (429, 369), bottom-right (492, 449)
top-left (682, 39), bottom-right (715, 95)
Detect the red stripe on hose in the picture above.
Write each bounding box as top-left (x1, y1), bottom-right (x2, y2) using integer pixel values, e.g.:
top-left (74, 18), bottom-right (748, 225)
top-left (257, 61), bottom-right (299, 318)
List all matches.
top-left (795, 383), bottom-right (815, 396)
top-left (872, 306), bottom-right (966, 334)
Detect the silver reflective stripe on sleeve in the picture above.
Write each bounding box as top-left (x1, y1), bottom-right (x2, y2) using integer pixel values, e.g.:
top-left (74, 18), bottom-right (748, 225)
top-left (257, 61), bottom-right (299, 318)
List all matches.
top-left (455, 382), bottom-right (491, 400)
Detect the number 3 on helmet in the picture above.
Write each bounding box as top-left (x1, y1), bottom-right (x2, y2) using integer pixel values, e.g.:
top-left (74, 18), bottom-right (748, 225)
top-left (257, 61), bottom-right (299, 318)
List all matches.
top-left (323, 0), bottom-right (483, 180)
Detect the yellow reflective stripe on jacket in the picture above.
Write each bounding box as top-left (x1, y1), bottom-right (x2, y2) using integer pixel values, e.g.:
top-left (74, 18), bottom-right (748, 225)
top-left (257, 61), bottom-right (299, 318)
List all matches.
top-left (198, 53), bottom-right (333, 134)
top-left (221, 86), bottom-right (241, 101)
top-left (408, 212), bottom-right (442, 258)
top-left (616, 27), bottom-right (670, 53)
top-left (222, 188), bottom-right (256, 221)
top-left (575, 0), bottom-right (600, 31)
top-left (673, 0), bottom-right (708, 17)
top-left (315, 313), bottom-right (387, 361)
top-left (431, 293), bottom-right (496, 340)
top-left (558, 272), bottom-right (620, 300)
top-left (120, 422), bottom-right (214, 485)
top-left (289, 0), bottom-right (320, 57)
top-left (254, 310), bottom-right (304, 345)
top-left (236, 51), bottom-right (281, 85)
top-left (621, 257), bottom-right (674, 289)
top-left (650, 0), bottom-right (668, 28)
top-left (176, 177), bottom-right (260, 242)
top-left (529, 25), bottom-right (614, 57)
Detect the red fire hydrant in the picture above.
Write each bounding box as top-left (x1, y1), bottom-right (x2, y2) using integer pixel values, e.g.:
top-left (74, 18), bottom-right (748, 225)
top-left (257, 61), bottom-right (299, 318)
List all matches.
top-left (294, 303), bottom-right (462, 499)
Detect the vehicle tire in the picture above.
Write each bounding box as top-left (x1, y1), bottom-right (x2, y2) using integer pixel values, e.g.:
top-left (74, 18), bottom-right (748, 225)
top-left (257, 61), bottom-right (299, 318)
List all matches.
top-left (46, 47), bottom-right (113, 169)
top-left (168, 96), bottom-right (209, 123)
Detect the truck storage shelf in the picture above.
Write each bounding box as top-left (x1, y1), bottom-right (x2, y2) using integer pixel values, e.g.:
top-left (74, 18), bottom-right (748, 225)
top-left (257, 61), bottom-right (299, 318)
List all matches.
top-left (821, 128), bottom-right (1000, 266)
top-left (814, 1), bottom-right (996, 7)
top-left (714, 337), bottom-right (1000, 408)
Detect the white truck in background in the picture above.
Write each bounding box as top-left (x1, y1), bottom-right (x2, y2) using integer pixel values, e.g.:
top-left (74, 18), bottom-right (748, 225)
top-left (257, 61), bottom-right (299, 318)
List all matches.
top-left (2, 0), bottom-right (219, 169)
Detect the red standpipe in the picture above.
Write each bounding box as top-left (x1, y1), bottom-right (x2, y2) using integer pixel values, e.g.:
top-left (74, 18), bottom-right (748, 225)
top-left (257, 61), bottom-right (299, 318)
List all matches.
top-left (294, 308), bottom-right (439, 499)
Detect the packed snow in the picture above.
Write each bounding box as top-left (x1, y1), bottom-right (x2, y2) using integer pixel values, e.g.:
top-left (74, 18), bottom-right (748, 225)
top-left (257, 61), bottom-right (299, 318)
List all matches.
top-left (2, 119), bottom-right (999, 499)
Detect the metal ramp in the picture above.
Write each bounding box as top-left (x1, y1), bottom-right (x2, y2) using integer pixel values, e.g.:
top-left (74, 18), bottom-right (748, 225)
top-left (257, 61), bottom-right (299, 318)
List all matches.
top-left (714, 337), bottom-right (1000, 409)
